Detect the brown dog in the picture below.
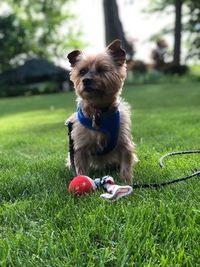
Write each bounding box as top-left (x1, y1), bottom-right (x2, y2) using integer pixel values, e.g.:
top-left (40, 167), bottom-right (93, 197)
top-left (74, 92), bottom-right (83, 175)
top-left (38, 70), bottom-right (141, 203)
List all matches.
top-left (66, 40), bottom-right (138, 183)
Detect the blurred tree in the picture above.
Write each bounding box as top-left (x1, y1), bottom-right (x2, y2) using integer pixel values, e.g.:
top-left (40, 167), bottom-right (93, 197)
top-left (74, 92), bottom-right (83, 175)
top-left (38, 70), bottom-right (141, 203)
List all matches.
top-left (148, 0), bottom-right (200, 63)
top-left (103, 0), bottom-right (134, 60)
top-left (173, 0), bottom-right (182, 65)
top-left (0, 0), bottom-right (83, 72)
top-left (0, 14), bottom-right (29, 72)
top-left (185, 0), bottom-right (200, 61)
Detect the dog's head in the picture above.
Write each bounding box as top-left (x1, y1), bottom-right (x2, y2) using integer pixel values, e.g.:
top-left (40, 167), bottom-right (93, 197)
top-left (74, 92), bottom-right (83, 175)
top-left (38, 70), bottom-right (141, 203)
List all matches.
top-left (67, 40), bottom-right (127, 107)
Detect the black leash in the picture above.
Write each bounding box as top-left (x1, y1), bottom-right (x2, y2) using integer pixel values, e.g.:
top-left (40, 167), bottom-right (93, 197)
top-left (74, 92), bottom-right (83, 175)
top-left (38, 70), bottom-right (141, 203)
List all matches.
top-left (133, 150), bottom-right (200, 189)
top-left (67, 122), bottom-right (77, 177)
top-left (132, 171), bottom-right (200, 189)
top-left (67, 122), bottom-right (200, 188)
top-left (159, 150), bottom-right (200, 168)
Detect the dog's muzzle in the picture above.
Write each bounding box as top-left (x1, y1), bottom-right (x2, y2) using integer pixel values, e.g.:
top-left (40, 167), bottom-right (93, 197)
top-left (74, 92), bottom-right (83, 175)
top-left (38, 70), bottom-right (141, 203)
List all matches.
top-left (83, 78), bottom-right (95, 92)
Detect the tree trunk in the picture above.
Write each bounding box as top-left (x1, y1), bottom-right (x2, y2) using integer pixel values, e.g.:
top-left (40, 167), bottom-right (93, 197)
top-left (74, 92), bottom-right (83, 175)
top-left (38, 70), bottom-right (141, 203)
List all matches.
top-left (103, 0), bottom-right (134, 60)
top-left (173, 0), bottom-right (182, 65)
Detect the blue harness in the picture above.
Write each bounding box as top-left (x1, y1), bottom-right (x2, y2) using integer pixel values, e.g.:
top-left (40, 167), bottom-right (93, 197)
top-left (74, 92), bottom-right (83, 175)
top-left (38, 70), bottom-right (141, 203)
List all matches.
top-left (77, 106), bottom-right (120, 155)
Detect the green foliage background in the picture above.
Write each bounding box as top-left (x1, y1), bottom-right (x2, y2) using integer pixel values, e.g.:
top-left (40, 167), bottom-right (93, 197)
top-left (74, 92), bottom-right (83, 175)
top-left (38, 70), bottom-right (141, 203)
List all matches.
top-left (0, 0), bottom-right (83, 72)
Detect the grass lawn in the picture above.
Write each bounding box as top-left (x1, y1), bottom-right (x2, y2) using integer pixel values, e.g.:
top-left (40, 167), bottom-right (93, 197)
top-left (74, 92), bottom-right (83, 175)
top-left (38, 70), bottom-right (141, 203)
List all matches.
top-left (0, 81), bottom-right (200, 266)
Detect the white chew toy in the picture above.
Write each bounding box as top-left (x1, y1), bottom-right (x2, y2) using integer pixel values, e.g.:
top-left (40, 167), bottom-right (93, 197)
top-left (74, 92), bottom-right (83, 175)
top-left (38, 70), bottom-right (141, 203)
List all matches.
top-left (94, 176), bottom-right (133, 201)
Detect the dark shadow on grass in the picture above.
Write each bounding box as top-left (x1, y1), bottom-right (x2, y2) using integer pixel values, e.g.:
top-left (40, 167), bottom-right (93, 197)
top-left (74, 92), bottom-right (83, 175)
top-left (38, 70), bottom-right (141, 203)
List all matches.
top-left (0, 92), bottom-right (76, 117)
top-left (3, 122), bottom-right (68, 137)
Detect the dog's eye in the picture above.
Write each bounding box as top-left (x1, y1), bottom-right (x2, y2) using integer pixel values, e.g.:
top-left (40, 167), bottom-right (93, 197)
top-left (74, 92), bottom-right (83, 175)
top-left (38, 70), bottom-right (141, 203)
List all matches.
top-left (97, 67), bottom-right (107, 74)
top-left (79, 68), bottom-right (88, 75)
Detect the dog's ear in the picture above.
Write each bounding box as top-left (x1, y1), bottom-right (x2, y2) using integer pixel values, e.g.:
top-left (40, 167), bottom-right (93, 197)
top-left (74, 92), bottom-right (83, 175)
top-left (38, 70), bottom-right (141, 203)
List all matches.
top-left (107, 39), bottom-right (126, 66)
top-left (67, 50), bottom-right (82, 67)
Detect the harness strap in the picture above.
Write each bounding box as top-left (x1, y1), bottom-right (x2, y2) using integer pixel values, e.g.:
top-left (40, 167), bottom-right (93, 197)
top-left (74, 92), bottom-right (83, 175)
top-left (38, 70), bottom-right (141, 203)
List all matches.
top-left (77, 106), bottom-right (120, 155)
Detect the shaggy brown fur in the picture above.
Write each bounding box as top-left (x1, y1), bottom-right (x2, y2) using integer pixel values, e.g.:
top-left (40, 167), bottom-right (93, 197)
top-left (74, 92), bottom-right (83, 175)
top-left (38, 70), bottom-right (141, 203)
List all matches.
top-left (66, 40), bottom-right (138, 183)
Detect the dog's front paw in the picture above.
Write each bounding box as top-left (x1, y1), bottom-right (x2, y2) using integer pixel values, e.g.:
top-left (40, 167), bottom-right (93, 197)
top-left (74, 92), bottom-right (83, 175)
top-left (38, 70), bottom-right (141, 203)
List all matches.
top-left (120, 172), bottom-right (133, 184)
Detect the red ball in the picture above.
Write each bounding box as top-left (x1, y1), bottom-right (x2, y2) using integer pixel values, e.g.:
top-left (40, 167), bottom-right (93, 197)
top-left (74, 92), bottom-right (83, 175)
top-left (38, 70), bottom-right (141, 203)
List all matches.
top-left (68, 175), bottom-right (96, 196)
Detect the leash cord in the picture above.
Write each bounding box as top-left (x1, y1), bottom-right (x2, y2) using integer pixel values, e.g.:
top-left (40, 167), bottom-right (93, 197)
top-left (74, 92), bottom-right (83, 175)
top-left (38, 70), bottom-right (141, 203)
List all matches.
top-left (67, 123), bottom-right (200, 188)
top-left (159, 150), bottom-right (200, 168)
top-left (132, 150), bottom-right (200, 189)
top-left (67, 122), bottom-right (77, 177)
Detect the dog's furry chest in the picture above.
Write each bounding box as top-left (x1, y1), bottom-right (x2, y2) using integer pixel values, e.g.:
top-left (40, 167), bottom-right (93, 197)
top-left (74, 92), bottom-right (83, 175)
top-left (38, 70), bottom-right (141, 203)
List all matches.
top-left (69, 100), bottom-right (132, 157)
top-left (73, 121), bottom-right (108, 154)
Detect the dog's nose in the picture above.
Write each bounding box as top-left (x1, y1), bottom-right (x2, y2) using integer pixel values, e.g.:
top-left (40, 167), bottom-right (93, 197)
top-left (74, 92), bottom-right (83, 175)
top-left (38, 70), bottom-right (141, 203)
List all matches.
top-left (83, 78), bottom-right (93, 87)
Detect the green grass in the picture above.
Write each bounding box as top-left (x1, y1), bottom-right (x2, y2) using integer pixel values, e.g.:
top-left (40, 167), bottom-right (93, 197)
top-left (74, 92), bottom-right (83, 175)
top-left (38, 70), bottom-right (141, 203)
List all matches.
top-left (0, 81), bottom-right (200, 266)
